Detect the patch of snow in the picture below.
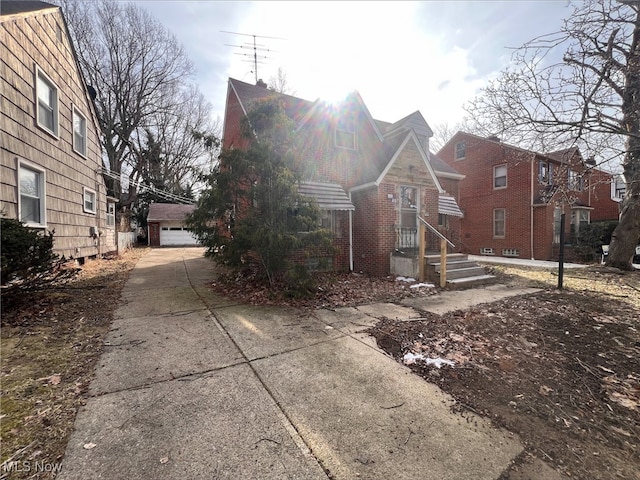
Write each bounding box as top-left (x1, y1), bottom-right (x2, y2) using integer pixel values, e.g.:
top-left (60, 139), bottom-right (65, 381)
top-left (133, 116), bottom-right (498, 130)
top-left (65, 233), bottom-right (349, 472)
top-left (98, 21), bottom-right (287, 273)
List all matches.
top-left (409, 282), bottom-right (434, 289)
top-left (396, 276), bottom-right (416, 283)
top-left (403, 353), bottom-right (455, 368)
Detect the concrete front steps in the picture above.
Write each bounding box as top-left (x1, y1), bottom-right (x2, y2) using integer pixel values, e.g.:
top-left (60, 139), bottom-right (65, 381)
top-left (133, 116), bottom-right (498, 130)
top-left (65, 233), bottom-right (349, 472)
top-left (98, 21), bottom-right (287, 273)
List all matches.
top-left (425, 253), bottom-right (496, 289)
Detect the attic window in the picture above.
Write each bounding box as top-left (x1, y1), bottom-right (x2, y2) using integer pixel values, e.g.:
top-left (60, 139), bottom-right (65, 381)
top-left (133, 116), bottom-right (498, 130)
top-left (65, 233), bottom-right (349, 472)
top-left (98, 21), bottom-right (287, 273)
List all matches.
top-left (335, 114), bottom-right (356, 150)
top-left (455, 141), bottom-right (466, 160)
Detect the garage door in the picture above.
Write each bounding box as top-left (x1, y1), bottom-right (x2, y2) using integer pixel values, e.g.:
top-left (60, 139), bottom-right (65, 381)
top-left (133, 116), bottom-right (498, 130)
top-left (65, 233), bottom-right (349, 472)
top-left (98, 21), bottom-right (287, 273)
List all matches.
top-left (160, 226), bottom-right (199, 246)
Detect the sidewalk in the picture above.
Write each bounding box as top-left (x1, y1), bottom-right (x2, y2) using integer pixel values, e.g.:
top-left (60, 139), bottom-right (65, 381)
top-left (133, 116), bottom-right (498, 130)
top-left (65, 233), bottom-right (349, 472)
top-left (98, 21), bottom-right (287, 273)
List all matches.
top-left (58, 248), bottom-right (530, 479)
top-left (468, 254), bottom-right (588, 269)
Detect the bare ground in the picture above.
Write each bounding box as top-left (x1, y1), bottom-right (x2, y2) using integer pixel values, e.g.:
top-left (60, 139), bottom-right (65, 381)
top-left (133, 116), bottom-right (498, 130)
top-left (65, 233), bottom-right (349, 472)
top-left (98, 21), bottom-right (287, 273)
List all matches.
top-left (367, 265), bottom-right (640, 480)
top-left (1, 254), bottom-right (638, 480)
top-left (1, 248), bottom-right (148, 479)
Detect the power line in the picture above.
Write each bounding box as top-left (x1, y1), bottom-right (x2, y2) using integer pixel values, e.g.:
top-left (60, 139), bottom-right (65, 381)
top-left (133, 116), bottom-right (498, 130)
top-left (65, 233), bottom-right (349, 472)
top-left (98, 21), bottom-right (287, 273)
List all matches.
top-left (101, 169), bottom-right (194, 204)
top-left (221, 30), bottom-right (285, 83)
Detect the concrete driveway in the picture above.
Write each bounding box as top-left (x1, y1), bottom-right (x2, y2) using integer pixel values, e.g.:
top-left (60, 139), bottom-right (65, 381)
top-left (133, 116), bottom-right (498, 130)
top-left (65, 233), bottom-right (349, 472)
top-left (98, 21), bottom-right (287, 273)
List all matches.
top-left (58, 248), bottom-right (533, 480)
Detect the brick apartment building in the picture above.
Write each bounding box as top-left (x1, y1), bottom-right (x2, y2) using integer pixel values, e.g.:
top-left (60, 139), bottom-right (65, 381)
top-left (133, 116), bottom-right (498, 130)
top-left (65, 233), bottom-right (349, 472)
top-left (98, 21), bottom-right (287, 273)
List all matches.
top-left (437, 132), bottom-right (622, 261)
top-left (222, 78), bottom-right (464, 276)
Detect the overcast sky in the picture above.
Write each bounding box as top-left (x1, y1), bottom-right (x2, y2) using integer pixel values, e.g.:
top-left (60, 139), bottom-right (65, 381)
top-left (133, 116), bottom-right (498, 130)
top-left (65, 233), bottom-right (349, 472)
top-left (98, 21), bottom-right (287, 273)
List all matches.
top-left (133, 0), bottom-right (572, 128)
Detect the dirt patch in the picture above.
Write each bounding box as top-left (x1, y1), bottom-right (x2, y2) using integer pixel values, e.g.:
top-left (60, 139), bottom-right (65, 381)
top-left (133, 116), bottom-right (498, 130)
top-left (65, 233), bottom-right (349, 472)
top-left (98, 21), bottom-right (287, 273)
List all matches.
top-left (212, 270), bottom-right (439, 309)
top-left (367, 266), bottom-right (640, 480)
top-left (1, 248), bottom-right (148, 479)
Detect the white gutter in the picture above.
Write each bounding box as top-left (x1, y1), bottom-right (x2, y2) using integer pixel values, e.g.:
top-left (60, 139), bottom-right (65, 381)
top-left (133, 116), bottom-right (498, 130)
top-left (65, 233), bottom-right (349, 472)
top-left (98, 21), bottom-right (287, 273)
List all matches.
top-left (348, 192), bottom-right (354, 271)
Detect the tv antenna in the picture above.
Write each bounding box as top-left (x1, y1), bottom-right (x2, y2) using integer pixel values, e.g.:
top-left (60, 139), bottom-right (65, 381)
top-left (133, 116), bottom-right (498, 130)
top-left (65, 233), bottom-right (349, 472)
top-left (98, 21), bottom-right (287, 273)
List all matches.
top-left (222, 31), bottom-right (284, 84)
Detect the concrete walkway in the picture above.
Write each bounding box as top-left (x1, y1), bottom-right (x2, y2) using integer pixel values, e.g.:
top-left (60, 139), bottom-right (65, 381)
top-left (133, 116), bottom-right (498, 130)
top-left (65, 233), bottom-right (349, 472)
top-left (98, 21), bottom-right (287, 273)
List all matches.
top-left (58, 248), bottom-right (537, 480)
top-left (468, 254), bottom-right (588, 269)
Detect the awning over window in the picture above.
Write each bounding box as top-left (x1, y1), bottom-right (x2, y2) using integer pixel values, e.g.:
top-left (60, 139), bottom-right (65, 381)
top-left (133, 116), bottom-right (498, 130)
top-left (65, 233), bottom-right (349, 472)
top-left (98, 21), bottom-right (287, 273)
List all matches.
top-left (298, 181), bottom-right (355, 211)
top-left (438, 195), bottom-right (464, 217)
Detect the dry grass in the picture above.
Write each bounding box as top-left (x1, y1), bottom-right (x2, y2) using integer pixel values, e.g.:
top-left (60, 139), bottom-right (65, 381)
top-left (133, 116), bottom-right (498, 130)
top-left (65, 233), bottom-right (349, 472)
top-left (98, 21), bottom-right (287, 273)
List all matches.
top-left (486, 263), bottom-right (640, 309)
top-left (1, 248), bottom-right (148, 479)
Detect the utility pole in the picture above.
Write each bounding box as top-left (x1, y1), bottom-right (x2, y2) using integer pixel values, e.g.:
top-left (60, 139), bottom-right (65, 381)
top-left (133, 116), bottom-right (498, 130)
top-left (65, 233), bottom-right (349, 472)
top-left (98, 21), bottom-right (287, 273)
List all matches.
top-left (221, 31), bottom-right (284, 84)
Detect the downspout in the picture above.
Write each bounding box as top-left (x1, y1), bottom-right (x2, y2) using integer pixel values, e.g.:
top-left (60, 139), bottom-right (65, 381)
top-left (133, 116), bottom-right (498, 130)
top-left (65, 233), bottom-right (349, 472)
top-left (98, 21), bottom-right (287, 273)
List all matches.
top-left (348, 192), bottom-right (354, 272)
top-left (530, 155), bottom-right (535, 260)
top-left (95, 169), bottom-right (102, 258)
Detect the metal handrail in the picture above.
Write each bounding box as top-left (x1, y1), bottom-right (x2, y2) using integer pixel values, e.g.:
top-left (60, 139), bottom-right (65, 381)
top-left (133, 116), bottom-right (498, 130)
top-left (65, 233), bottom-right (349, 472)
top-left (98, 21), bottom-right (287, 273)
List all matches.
top-left (418, 216), bottom-right (455, 249)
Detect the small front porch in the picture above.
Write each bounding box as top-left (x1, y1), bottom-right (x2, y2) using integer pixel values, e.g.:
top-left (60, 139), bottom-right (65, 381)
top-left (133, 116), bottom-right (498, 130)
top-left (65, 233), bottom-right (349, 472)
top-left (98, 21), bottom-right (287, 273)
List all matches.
top-left (390, 222), bottom-right (495, 288)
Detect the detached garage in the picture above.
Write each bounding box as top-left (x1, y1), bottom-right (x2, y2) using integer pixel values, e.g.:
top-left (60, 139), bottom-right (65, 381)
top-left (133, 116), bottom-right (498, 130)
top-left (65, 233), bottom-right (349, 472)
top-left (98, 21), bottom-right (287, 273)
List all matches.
top-left (147, 203), bottom-right (199, 247)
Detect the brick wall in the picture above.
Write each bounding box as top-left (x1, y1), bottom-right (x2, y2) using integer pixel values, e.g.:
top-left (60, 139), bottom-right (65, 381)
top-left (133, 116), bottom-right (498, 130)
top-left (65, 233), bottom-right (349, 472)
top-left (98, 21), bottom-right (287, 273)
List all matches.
top-left (222, 85), bottom-right (248, 150)
top-left (439, 134), bottom-right (535, 259)
top-left (588, 169), bottom-right (620, 221)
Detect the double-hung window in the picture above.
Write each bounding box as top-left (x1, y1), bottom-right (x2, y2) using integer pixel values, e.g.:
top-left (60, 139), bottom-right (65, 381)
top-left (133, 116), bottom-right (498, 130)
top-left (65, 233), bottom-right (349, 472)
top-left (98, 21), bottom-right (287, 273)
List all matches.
top-left (36, 67), bottom-right (59, 136)
top-left (493, 165), bottom-right (507, 189)
top-left (335, 114), bottom-right (356, 150)
top-left (568, 170), bottom-right (584, 191)
top-left (106, 202), bottom-right (116, 227)
top-left (83, 187), bottom-right (96, 214)
top-left (539, 161), bottom-right (553, 184)
top-left (493, 208), bottom-right (505, 238)
top-left (18, 161), bottom-right (46, 227)
top-left (73, 108), bottom-right (87, 156)
top-left (455, 141), bottom-right (466, 160)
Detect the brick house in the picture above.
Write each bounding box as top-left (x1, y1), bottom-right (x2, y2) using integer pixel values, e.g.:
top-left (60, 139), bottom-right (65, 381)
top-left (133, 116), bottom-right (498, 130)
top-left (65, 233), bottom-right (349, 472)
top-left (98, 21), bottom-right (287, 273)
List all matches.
top-left (222, 78), bottom-right (464, 276)
top-left (1, 1), bottom-right (117, 261)
top-left (437, 132), bottom-right (621, 261)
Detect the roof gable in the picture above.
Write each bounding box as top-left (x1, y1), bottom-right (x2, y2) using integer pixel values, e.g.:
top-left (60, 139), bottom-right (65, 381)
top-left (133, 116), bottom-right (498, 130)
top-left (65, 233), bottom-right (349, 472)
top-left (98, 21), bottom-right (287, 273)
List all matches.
top-left (384, 110), bottom-right (433, 139)
top-left (353, 130), bottom-right (443, 193)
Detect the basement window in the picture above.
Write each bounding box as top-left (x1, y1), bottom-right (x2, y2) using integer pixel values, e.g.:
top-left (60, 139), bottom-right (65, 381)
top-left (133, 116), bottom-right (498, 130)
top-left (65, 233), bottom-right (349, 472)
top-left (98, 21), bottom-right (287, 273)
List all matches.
top-left (502, 248), bottom-right (520, 257)
top-left (480, 247), bottom-right (494, 255)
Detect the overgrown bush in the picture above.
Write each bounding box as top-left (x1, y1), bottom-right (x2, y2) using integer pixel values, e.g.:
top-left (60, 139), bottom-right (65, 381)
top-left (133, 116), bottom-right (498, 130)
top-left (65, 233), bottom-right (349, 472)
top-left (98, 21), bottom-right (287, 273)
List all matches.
top-left (1, 218), bottom-right (76, 302)
top-left (576, 221), bottom-right (619, 262)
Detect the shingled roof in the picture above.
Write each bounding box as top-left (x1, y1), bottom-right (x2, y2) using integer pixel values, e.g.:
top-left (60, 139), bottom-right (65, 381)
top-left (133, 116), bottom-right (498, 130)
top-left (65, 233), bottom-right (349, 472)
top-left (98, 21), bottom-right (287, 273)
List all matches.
top-left (0, 1), bottom-right (56, 16)
top-left (227, 77), bottom-right (463, 187)
top-left (147, 203), bottom-right (195, 222)
top-left (229, 78), bottom-right (314, 124)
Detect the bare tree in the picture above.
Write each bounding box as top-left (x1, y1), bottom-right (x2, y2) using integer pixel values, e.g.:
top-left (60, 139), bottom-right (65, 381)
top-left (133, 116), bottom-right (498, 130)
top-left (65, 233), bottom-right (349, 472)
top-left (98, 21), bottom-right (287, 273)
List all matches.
top-left (59, 0), bottom-right (218, 229)
top-left (268, 67), bottom-right (295, 95)
top-left (465, 0), bottom-right (639, 269)
top-left (430, 121), bottom-right (469, 152)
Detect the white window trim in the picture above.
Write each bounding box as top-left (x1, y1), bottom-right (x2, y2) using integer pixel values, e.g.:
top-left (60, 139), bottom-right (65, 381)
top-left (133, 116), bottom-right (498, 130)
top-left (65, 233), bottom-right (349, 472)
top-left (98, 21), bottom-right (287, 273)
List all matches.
top-left (106, 201), bottom-right (116, 227)
top-left (493, 208), bottom-right (506, 239)
top-left (493, 164), bottom-right (507, 189)
top-left (17, 159), bottom-right (47, 228)
top-left (72, 106), bottom-right (88, 157)
top-left (454, 141), bottom-right (466, 160)
top-left (611, 175), bottom-right (625, 201)
top-left (35, 65), bottom-right (59, 138)
top-left (83, 187), bottom-right (97, 214)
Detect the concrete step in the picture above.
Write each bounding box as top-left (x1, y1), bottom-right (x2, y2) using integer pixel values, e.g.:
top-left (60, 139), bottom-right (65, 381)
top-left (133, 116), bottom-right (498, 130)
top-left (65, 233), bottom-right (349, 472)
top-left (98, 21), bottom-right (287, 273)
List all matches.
top-left (431, 260), bottom-right (479, 271)
top-left (436, 266), bottom-right (488, 280)
top-left (424, 253), bottom-right (468, 264)
top-left (446, 274), bottom-right (497, 289)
